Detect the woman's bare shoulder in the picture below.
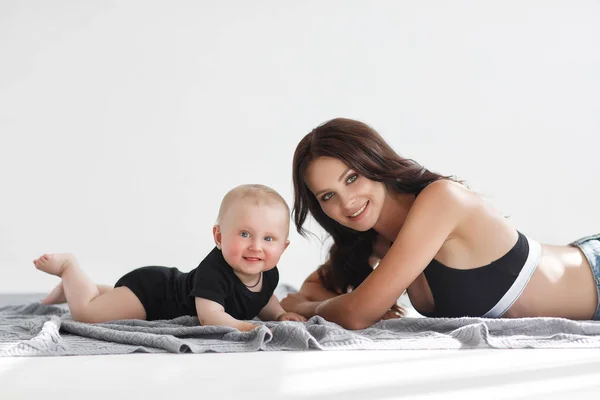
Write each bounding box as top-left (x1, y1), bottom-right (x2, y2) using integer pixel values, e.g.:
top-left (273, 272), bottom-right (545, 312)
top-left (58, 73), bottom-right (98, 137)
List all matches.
top-left (416, 179), bottom-right (479, 210)
top-left (398, 179), bottom-right (478, 246)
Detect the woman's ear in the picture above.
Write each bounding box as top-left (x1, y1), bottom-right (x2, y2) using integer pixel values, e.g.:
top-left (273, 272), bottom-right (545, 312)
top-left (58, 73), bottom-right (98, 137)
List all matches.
top-left (213, 225), bottom-right (222, 250)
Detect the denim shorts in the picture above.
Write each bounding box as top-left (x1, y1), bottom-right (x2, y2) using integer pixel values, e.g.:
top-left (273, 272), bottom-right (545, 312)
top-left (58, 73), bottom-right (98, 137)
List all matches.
top-left (570, 234), bottom-right (600, 320)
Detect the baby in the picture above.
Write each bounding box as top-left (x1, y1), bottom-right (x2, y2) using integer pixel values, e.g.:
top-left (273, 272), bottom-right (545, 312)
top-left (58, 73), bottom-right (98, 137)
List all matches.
top-left (34, 184), bottom-right (305, 331)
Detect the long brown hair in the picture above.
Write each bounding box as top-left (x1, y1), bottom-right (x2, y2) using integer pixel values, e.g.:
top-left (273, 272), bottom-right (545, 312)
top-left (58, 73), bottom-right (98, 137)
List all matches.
top-left (292, 118), bottom-right (456, 294)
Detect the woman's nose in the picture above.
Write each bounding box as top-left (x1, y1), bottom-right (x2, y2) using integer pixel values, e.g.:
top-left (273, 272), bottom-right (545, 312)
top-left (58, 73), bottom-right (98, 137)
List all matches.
top-left (340, 193), bottom-right (356, 212)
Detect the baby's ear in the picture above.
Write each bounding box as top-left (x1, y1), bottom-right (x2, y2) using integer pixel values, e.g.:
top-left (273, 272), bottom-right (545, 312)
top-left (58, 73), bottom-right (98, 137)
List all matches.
top-left (213, 225), bottom-right (222, 250)
top-left (283, 240), bottom-right (290, 251)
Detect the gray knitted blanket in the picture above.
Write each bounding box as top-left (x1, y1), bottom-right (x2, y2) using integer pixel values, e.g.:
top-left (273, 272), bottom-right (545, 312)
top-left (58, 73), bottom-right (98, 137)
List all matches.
top-left (3, 302), bottom-right (600, 356)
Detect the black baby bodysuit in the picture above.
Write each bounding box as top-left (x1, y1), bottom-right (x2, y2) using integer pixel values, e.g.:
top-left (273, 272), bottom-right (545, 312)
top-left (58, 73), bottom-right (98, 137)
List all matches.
top-left (114, 247), bottom-right (278, 321)
top-left (186, 247), bottom-right (279, 320)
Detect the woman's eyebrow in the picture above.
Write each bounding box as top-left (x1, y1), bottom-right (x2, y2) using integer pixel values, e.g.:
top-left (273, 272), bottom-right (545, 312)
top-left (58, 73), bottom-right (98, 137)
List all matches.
top-left (315, 168), bottom-right (352, 197)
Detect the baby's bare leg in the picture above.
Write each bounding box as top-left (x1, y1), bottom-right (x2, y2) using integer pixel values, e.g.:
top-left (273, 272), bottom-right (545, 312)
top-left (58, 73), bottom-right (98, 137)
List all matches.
top-left (34, 254), bottom-right (146, 322)
top-left (41, 282), bottom-right (113, 305)
top-left (41, 282), bottom-right (65, 305)
top-left (34, 253), bottom-right (99, 316)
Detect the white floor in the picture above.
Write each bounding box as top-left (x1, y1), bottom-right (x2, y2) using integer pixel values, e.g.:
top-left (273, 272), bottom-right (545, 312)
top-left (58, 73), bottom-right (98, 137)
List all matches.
top-left (2, 349), bottom-right (600, 400)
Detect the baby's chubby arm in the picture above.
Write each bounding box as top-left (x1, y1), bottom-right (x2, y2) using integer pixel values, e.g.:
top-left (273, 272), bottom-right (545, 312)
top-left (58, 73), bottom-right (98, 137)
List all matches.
top-left (195, 297), bottom-right (258, 332)
top-left (258, 295), bottom-right (307, 322)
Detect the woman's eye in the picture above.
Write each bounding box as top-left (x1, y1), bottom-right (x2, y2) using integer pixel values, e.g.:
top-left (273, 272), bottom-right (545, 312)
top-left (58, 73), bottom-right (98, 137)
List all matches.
top-left (321, 192), bottom-right (334, 202)
top-left (264, 236), bottom-right (274, 242)
top-left (347, 174), bottom-right (358, 184)
top-left (240, 231), bottom-right (250, 238)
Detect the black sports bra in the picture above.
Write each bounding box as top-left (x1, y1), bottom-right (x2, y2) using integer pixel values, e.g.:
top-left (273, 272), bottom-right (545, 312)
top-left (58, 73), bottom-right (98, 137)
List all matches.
top-left (416, 231), bottom-right (536, 318)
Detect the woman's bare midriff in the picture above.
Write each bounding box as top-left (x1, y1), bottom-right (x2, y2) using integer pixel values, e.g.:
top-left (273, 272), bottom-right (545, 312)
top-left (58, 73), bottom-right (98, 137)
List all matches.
top-left (503, 244), bottom-right (598, 320)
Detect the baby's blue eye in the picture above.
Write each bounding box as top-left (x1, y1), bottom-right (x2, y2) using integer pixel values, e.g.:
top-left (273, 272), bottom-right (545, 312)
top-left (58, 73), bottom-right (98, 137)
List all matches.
top-left (240, 231), bottom-right (250, 238)
top-left (321, 192), bottom-right (334, 202)
top-left (264, 236), bottom-right (274, 242)
top-left (347, 174), bottom-right (358, 184)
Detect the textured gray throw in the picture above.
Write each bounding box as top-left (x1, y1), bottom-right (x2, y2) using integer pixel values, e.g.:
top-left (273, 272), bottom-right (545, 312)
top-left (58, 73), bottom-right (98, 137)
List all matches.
top-left (3, 302), bottom-right (600, 356)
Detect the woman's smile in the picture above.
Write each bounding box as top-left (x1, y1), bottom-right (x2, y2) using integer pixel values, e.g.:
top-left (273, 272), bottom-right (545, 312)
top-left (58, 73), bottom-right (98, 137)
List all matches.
top-left (348, 200), bottom-right (369, 220)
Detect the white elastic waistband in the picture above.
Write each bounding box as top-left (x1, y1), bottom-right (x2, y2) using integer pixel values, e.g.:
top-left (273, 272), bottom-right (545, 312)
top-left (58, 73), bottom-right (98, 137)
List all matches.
top-left (482, 235), bottom-right (542, 318)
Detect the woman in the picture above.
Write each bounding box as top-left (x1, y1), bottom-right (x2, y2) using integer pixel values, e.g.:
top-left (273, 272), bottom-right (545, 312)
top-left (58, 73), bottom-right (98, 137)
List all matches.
top-left (280, 118), bottom-right (599, 330)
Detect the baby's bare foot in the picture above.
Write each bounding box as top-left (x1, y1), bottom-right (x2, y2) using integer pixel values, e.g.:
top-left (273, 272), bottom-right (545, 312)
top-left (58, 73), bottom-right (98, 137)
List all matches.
top-left (33, 253), bottom-right (76, 277)
top-left (41, 281), bottom-right (66, 305)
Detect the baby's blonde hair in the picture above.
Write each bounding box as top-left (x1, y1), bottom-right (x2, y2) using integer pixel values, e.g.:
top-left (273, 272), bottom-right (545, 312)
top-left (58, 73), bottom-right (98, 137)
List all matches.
top-left (216, 184), bottom-right (291, 225)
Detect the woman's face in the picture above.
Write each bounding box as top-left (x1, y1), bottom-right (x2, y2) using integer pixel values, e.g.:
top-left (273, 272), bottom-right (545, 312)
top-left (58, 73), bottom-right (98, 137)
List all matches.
top-left (304, 156), bottom-right (387, 231)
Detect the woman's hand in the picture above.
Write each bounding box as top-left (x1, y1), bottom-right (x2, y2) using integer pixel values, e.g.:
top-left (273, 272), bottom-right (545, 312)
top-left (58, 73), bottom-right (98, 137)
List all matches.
top-left (279, 292), bottom-right (304, 310)
top-left (280, 293), bottom-right (321, 319)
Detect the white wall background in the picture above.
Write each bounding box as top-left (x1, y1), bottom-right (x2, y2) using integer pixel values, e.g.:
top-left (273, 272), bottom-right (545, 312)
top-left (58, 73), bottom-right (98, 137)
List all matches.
top-left (1, 0), bottom-right (598, 294)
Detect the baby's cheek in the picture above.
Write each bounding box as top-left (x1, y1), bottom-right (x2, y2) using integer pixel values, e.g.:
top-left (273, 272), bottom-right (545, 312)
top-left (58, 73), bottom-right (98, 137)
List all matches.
top-left (231, 239), bottom-right (244, 254)
top-left (224, 238), bottom-right (244, 259)
top-left (265, 249), bottom-right (281, 266)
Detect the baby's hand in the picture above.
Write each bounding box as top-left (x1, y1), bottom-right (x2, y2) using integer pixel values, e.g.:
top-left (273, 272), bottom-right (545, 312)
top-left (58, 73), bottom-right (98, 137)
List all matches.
top-left (276, 312), bottom-right (307, 322)
top-left (238, 322), bottom-right (261, 332)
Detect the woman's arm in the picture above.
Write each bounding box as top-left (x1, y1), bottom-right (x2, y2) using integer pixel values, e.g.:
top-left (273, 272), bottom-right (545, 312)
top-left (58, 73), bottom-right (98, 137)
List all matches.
top-left (280, 266), bottom-right (340, 318)
top-left (316, 180), bottom-right (470, 329)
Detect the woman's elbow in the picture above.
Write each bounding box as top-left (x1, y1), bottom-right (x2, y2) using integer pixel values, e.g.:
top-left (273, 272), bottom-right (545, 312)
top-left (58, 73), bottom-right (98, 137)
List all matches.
top-left (343, 314), bottom-right (374, 330)
top-left (324, 302), bottom-right (375, 330)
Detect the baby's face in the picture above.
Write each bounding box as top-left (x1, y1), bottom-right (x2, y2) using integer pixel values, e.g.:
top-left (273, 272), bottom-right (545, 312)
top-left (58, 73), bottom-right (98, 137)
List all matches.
top-left (216, 200), bottom-right (290, 276)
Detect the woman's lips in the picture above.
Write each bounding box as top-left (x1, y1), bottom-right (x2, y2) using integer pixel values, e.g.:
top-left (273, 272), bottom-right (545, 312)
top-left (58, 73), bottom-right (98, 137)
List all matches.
top-left (349, 200), bottom-right (369, 221)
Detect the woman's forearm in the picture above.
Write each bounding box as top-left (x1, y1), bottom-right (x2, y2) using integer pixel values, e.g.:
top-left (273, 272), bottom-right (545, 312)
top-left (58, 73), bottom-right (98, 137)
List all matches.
top-left (295, 300), bottom-right (322, 319)
top-left (280, 293), bottom-right (321, 318)
top-left (314, 295), bottom-right (352, 326)
top-left (315, 293), bottom-right (378, 330)
top-left (283, 291), bottom-right (382, 329)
